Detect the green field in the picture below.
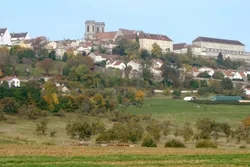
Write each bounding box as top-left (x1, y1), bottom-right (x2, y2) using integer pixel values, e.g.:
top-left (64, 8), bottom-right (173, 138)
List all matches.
top-left (1, 154), bottom-right (250, 167)
top-left (126, 98), bottom-right (250, 127)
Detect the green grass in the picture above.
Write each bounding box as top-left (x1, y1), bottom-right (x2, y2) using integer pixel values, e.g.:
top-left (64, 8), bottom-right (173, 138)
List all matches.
top-left (1, 154), bottom-right (250, 166)
top-left (126, 98), bottom-right (250, 127)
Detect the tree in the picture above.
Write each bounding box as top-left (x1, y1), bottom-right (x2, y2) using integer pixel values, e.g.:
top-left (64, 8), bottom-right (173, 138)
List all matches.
top-left (39, 58), bottom-right (54, 76)
top-left (161, 63), bottom-right (179, 87)
top-left (140, 60), bottom-right (153, 84)
top-left (82, 51), bottom-right (87, 56)
top-left (17, 49), bottom-right (36, 61)
top-left (151, 43), bottom-right (162, 57)
top-left (221, 78), bottom-right (233, 90)
top-left (212, 71), bottom-right (225, 80)
top-left (48, 50), bottom-right (56, 60)
top-left (217, 52), bottom-right (224, 65)
top-left (9, 45), bottom-right (22, 56)
top-left (37, 49), bottom-right (49, 60)
top-left (190, 80), bottom-right (200, 89)
top-left (139, 49), bottom-right (152, 60)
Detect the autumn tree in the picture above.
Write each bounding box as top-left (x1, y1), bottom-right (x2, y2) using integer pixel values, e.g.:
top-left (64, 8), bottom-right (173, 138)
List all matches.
top-left (39, 58), bottom-right (54, 76)
top-left (134, 90), bottom-right (145, 105)
top-left (151, 43), bottom-right (162, 58)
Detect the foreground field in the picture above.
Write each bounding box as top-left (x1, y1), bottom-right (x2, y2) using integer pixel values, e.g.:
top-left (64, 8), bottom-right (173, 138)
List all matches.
top-left (127, 98), bottom-right (250, 127)
top-left (1, 145), bottom-right (250, 167)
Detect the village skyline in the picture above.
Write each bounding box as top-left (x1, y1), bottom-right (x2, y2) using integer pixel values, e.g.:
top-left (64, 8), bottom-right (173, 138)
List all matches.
top-left (0, 0), bottom-right (249, 50)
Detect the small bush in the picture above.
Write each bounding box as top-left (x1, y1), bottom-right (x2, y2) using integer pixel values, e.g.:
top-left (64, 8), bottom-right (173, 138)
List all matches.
top-left (246, 138), bottom-right (250, 144)
top-left (165, 139), bottom-right (185, 148)
top-left (196, 140), bottom-right (217, 148)
top-left (19, 105), bottom-right (47, 120)
top-left (50, 131), bottom-right (57, 138)
top-left (239, 145), bottom-right (247, 149)
top-left (141, 135), bottom-right (157, 147)
top-left (35, 120), bottom-right (48, 135)
top-left (0, 112), bottom-right (6, 121)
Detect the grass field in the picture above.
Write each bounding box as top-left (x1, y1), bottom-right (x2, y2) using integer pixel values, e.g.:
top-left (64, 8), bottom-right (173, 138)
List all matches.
top-left (126, 97), bottom-right (250, 128)
top-left (1, 145), bottom-right (250, 167)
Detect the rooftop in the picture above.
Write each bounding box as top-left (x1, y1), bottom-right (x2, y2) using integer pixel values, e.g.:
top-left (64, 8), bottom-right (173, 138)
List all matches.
top-left (193, 36), bottom-right (245, 46)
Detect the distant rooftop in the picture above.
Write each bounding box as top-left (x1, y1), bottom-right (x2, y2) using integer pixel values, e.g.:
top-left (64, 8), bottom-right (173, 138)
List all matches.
top-left (193, 36), bottom-right (245, 46)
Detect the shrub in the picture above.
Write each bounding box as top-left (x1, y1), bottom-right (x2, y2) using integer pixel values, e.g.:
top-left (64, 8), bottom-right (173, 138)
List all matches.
top-left (35, 120), bottom-right (48, 135)
top-left (165, 139), bottom-right (186, 148)
top-left (141, 135), bottom-right (157, 147)
top-left (146, 120), bottom-right (161, 141)
top-left (0, 97), bottom-right (19, 113)
top-left (0, 112), bottom-right (6, 121)
top-left (196, 140), bottom-right (217, 148)
top-left (18, 105), bottom-right (47, 120)
top-left (182, 123), bottom-right (194, 141)
top-left (50, 131), bottom-right (57, 138)
top-left (66, 121), bottom-right (104, 140)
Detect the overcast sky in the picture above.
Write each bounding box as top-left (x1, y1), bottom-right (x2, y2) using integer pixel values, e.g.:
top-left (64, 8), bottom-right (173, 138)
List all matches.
top-left (1, 0), bottom-right (249, 50)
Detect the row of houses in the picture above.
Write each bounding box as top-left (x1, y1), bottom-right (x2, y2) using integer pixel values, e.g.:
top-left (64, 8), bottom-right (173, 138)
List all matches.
top-left (88, 52), bottom-right (163, 79)
top-left (0, 28), bottom-right (30, 45)
top-left (191, 65), bottom-right (250, 81)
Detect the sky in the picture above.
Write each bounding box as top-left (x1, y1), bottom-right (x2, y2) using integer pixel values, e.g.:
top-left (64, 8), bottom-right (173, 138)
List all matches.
top-left (1, 0), bottom-right (250, 50)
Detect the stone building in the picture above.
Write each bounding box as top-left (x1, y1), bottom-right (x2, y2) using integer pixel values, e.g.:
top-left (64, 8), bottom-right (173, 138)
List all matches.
top-left (192, 36), bottom-right (245, 52)
top-left (192, 36), bottom-right (250, 62)
top-left (138, 32), bottom-right (173, 52)
top-left (84, 20), bottom-right (105, 40)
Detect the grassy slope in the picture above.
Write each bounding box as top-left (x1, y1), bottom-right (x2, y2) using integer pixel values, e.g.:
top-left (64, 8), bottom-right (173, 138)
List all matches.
top-left (126, 97), bottom-right (250, 128)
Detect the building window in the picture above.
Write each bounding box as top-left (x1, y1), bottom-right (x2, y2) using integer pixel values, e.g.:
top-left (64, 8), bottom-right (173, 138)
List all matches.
top-left (102, 27), bottom-right (104, 32)
top-left (97, 27), bottom-right (99, 33)
top-left (92, 26), bottom-right (95, 32)
top-left (87, 26), bottom-right (89, 32)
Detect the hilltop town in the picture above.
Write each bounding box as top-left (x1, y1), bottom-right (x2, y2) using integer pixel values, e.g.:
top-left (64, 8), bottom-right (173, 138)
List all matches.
top-left (1, 20), bottom-right (250, 152)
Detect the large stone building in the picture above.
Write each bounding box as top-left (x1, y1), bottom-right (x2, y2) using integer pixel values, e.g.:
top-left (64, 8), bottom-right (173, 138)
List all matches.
top-left (138, 32), bottom-right (173, 52)
top-left (192, 36), bottom-right (245, 52)
top-left (192, 36), bottom-right (250, 62)
top-left (84, 20), bottom-right (105, 40)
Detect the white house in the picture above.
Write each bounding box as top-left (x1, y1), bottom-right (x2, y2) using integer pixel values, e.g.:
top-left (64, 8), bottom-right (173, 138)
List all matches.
top-left (192, 67), bottom-right (200, 77)
top-left (244, 88), bottom-right (250, 96)
top-left (10, 32), bottom-right (30, 45)
top-left (106, 60), bottom-right (126, 70)
top-left (233, 72), bottom-right (247, 81)
top-left (44, 41), bottom-right (57, 50)
top-left (222, 69), bottom-right (236, 80)
top-left (0, 76), bottom-right (20, 88)
top-left (0, 28), bottom-right (12, 45)
top-left (127, 60), bottom-right (141, 71)
top-left (88, 52), bottom-right (107, 63)
top-left (151, 67), bottom-right (162, 75)
top-left (199, 66), bottom-right (213, 73)
top-left (152, 59), bottom-right (163, 68)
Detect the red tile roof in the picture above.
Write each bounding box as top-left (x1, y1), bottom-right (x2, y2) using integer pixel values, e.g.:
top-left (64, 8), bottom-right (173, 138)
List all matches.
top-left (96, 32), bottom-right (117, 40)
top-left (173, 43), bottom-right (187, 50)
top-left (239, 72), bottom-right (246, 78)
top-left (192, 67), bottom-right (199, 73)
top-left (138, 33), bottom-right (172, 41)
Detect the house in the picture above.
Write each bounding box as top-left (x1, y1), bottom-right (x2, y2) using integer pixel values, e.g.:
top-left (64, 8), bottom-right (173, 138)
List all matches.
top-left (199, 66), bottom-right (214, 76)
top-left (0, 28), bottom-right (12, 45)
top-left (127, 60), bottom-right (141, 71)
top-left (210, 96), bottom-right (242, 101)
top-left (44, 41), bottom-right (57, 50)
top-left (0, 76), bottom-right (20, 88)
top-left (244, 88), bottom-right (250, 96)
top-left (138, 32), bottom-right (173, 52)
top-left (61, 86), bottom-right (70, 94)
top-left (88, 53), bottom-right (118, 63)
top-left (192, 67), bottom-right (200, 77)
top-left (10, 32), bottom-right (30, 45)
top-left (173, 43), bottom-right (202, 55)
top-left (106, 60), bottom-right (126, 70)
top-left (233, 72), bottom-right (247, 81)
top-left (152, 59), bottom-right (163, 68)
top-left (222, 69), bottom-right (236, 80)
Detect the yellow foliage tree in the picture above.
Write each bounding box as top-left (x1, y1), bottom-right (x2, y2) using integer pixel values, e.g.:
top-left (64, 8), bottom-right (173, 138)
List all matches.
top-left (243, 116), bottom-right (250, 128)
top-left (134, 90), bottom-right (145, 104)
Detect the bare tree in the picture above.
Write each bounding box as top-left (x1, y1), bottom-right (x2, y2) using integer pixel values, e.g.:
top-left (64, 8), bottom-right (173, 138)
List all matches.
top-left (39, 58), bottom-right (54, 76)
